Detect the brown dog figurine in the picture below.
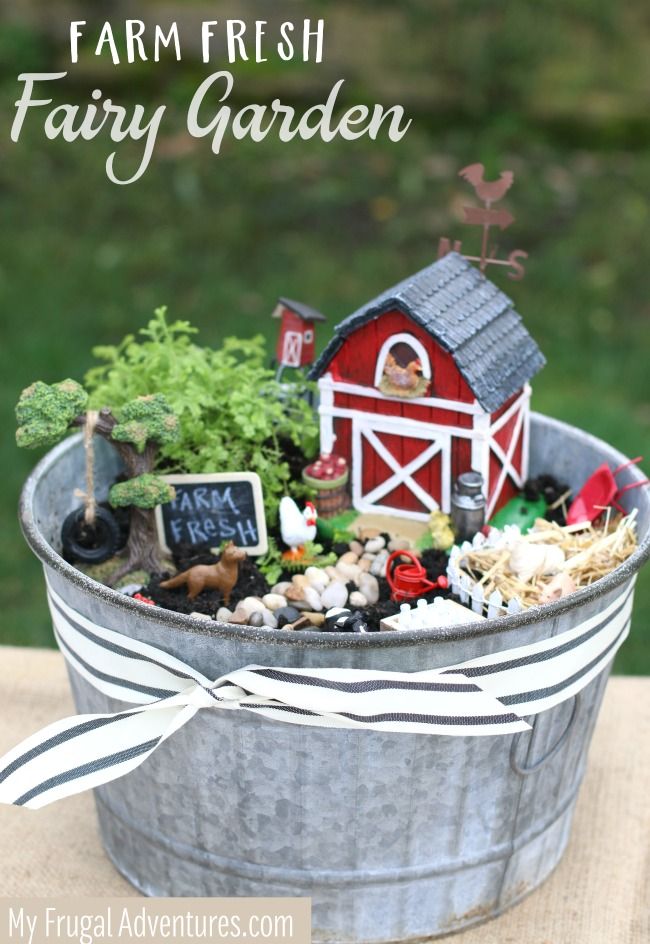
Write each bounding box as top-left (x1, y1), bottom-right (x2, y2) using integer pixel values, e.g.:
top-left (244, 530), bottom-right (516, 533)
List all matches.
top-left (160, 542), bottom-right (246, 603)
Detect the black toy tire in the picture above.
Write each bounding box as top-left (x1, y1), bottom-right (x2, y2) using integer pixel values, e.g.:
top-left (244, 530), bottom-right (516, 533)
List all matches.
top-left (61, 507), bottom-right (121, 565)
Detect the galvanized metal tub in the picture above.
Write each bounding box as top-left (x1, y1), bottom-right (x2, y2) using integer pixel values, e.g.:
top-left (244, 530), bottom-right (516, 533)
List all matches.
top-left (19, 413), bottom-right (650, 942)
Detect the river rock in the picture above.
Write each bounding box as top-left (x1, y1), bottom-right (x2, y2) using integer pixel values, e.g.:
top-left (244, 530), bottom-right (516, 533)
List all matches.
top-left (303, 611), bottom-right (326, 627)
top-left (275, 605), bottom-right (302, 628)
top-left (271, 581), bottom-right (291, 596)
top-left (292, 573), bottom-right (310, 588)
top-left (191, 611), bottom-right (214, 622)
top-left (359, 573), bottom-right (380, 605)
top-left (336, 561), bottom-right (362, 582)
top-left (365, 536), bottom-right (386, 554)
top-left (216, 606), bottom-right (233, 622)
top-left (359, 527), bottom-right (380, 540)
top-left (321, 580), bottom-right (348, 609)
top-left (349, 590), bottom-right (368, 608)
top-left (240, 596), bottom-right (266, 616)
top-left (303, 585), bottom-right (323, 612)
top-left (325, 566), bottom-right (339, 580)
top-left (230, 606), bottom-right (250, 624)
top-left (388, 537), bottom-right (411, 552)
top-left (370, 552), bottom-right (389, 578)
top-left (305, 566), bottom-right (330, 591)
top-left (262, 593), bottom-right (287, 611)
top-left (248, 612), bottom-right (264, 627)
top-left (358, 558), bottom-right (371, 572)
top-left (338, 550), bottom-right (359, 565)
top-left (349, 540), bottom-right (364, 557)
top-left (261, 607), bottom-right (278, 628)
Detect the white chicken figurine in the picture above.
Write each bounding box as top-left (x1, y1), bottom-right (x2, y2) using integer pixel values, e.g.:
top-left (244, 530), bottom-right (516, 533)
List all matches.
top-left (279, 497), bottom-right (318, 559)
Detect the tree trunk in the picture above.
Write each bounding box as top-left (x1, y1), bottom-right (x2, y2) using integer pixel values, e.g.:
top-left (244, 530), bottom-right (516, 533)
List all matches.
top-left (109, 506), bottom-right (168, 584)
top-left (74, 410), bottom-right (166, 584)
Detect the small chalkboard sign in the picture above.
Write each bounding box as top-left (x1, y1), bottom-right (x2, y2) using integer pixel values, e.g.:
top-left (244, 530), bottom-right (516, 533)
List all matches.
top-left (155, 472), bottom-right (268, 556)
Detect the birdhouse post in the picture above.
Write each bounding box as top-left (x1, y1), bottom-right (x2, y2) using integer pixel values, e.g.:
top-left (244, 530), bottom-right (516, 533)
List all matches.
top-left (272, 298), bottom-right (327, 372)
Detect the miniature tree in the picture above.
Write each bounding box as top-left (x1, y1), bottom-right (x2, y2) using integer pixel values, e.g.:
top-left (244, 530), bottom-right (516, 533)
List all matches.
top-left (16, 380), bottom-right (179, 580)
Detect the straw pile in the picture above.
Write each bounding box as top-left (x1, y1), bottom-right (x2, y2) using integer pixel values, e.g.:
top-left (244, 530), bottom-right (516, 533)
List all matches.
top-left (457, 511), bottom-right (638, 608)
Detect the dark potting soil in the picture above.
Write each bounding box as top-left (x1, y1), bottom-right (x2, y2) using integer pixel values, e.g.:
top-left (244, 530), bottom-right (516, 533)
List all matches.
top-left (144, 545), bottom-right (271, 616)
top-left (524, 474), bottom-right (571, 525)
top-left (141, 537), bottom-right (455, 630)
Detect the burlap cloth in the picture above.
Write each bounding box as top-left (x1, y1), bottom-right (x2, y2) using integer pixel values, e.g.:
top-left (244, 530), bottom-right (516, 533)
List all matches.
top-left (0, 646), bottom-right (648, 942)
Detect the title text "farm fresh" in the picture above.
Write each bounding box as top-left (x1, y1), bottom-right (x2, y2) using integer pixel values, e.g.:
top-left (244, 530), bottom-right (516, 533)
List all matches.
top-left (9, 19), bottom-right (413, 185)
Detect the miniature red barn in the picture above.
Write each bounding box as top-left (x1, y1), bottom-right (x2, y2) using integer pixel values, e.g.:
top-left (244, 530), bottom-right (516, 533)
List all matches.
top-left (309, 252), bottom-right (545, 520)
top-left (273, 297), bottom-right (327, 369)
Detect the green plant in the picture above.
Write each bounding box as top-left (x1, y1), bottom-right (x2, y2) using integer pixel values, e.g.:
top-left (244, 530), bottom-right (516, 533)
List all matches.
top-left (15, 382), bottom-right (178, 579)
top-left (85, 308), bottom-right (319, 524)
top-left (256, 536), bottom-right (285, 585)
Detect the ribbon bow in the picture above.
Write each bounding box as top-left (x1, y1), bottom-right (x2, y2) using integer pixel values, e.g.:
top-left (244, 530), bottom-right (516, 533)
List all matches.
top-left (0, 578), bottom-right (633, 809)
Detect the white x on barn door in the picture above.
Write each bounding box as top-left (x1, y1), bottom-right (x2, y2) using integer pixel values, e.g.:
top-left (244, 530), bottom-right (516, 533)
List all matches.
top-left (352, 416), bottom-right (451, 521)
top-left (281, 331), bottom-right (303, 367)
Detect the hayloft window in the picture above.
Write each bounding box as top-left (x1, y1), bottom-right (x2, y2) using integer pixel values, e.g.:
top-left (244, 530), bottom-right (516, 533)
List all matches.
top-left (374, 333), bottom-right (431, 398)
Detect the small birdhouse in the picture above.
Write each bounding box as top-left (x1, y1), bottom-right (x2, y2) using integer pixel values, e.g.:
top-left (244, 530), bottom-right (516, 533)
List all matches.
top-left (272, 297), bottom-right (327, 369)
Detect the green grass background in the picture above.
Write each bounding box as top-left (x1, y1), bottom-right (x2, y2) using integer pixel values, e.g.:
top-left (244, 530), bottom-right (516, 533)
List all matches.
top-left (0, 3), bottom-right (649, 672)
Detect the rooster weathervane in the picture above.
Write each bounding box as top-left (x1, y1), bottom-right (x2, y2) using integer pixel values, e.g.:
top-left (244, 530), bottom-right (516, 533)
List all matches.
top-left (438, 163), bottom-right (527, 281)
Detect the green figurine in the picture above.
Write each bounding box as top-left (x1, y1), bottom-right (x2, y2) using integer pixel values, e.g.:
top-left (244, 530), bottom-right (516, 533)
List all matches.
top-left (489, 495), bottom-right (547, 533)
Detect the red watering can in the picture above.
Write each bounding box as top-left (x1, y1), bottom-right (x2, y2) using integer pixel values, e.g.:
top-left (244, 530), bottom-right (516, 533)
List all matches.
top-left (567, 457), bottom-right (648, 525)
top-left (386, 550), bottom-right (448, 602)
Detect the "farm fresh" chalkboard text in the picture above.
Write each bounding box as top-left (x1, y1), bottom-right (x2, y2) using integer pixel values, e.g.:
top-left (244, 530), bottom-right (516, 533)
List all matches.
top-left (155, 472), bottom-right (268, 556)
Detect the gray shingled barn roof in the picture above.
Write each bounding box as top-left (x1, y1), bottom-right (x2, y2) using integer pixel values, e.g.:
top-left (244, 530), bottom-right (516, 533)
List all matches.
top-left (308, 252), bottom-right (545, 413)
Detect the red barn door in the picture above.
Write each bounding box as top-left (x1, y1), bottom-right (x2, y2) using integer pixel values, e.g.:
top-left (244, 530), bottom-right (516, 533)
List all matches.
top-left (352, 414), bottom-right (451, 519)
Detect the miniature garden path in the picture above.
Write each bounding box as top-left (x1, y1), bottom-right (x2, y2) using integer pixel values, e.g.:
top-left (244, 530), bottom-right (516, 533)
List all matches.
top-left (0, 645), bottom-right (647, 942)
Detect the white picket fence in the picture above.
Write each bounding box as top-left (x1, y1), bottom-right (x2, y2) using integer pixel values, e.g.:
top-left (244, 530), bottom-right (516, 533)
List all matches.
top-left (446, 538), bottom-right (523, 619)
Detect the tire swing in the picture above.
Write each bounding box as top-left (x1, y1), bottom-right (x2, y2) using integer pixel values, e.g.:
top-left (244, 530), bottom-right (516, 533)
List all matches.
top-left (61, 411), bottom-right (121, 565)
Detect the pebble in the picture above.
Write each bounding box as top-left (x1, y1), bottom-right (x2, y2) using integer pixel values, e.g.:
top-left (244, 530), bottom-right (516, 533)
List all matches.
top-left (241, 596), bottom-right (266, 615)
top-left (321, 580), bottom-right (349, 609)
top-left (292, 574), bottom-right (310, 588)
top-left (261, 607), bottom-right (278, 628)
top-left (370, 552), bottom-right (389, 578)
top-left (191, 611), bottom-right (214, 622)
top-left (338, 550), bottom-right (359, 565)
top-left (349, 540), bottom-right (364, 557)
top-left (262, 593), bottom-right (287, 611)
top-left (388, 537), bottom-right (411, 552)
top-left (358, 558), bottom-right (371, 572)
top-left (303, 585), bottom-right (323, 612)
top-left (271, 581), bottom-right (291, 596)
top-left (216, 606), bottom-right (233, 622)
top-left (336, 561), bottom-right (362, 582)
top-left (325, 565), bottom-right (339, 580)
top-left (275, 605), bottom-right (302, 628)
top-left (285, 584), bottom-right (306, 602)
top-left (365, 536), bottom-right (386, 554)
top-left (358, 573), bottom-right (379, 605)
top-left (230, 606), bottom-right (250, 624)
top-left (303, 611), bottom-right (326, 627)
top-left (305, 566), bottom-right (330, 591)
top-left (349, 590), bottom-right (368, 608)
top-left (286, 584), bottom-right (323, 611)
top-left (248, 612), bottom-right (264, 627)
top-left (359, 527), bottom-right (380, 540)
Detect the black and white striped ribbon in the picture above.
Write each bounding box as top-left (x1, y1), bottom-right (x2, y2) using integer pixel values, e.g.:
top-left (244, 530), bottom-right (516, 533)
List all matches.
top-left (0, 578), bottom-right (633, 809)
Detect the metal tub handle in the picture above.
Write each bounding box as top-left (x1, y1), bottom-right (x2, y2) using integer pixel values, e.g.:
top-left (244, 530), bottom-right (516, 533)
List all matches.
top-left (510, 693), bottom-right (581, 776)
